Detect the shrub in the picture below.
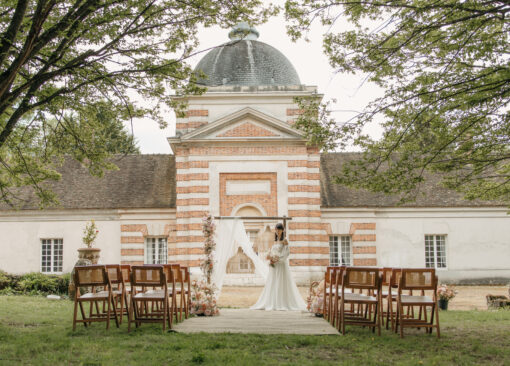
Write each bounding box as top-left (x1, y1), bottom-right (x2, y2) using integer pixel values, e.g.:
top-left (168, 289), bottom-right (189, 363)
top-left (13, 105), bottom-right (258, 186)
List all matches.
top-left (0, 270), bottom-right (70, 296)
top-left (0, 270), bottom-right (9, 290)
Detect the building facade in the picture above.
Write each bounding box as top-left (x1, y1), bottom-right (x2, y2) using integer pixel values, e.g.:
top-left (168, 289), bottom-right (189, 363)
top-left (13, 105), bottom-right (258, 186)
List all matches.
top-left (1, 25), bottom-right (509, 284)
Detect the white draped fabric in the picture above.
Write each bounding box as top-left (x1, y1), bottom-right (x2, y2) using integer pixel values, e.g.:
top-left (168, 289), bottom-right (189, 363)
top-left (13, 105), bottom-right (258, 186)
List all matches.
top-left (212, 218), bottom-right (269, 293)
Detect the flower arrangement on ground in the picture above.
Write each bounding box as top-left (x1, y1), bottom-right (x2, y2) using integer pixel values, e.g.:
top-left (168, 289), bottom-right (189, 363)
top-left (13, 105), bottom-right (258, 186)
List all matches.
top-left (437, 284), bottom-right (457, 301)
top-left (306, 280), bottom-right (325, 316)
top-left (191, 213), bottom-right (219, 316)
top-left (190, 279), bottom-right (220, 316)
top-left (82, 220), bottom-right (99, 248)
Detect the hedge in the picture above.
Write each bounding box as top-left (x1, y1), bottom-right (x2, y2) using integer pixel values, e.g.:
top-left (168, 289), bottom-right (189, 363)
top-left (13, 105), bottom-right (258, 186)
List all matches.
top-left (0, 270), bottom-right (70, 296)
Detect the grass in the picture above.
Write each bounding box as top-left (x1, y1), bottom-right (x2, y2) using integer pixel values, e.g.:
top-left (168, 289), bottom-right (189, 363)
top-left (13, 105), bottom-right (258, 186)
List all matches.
top-left (1, 296), bottom-right (509, 365)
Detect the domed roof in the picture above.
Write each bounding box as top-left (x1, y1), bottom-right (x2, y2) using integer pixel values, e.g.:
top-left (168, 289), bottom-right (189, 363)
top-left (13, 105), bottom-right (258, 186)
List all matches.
top-left (193, 23), bottom-right (301, 87)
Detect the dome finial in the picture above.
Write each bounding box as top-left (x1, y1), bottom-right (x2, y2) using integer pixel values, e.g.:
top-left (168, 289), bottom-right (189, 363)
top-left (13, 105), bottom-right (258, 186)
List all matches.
top-left (228, 22), bottom-right (259, 41)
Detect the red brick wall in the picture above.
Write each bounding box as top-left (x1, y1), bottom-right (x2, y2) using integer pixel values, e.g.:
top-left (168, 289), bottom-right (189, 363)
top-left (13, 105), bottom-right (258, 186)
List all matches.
top-left (219, 172), bottom-right (277, 216)
top-left (217, 122), bottom-right (278, 137)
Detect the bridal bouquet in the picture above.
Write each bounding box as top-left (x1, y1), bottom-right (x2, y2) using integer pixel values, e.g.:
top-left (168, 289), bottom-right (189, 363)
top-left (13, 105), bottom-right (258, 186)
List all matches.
top-left (267, 254), bottom-right (280, 267)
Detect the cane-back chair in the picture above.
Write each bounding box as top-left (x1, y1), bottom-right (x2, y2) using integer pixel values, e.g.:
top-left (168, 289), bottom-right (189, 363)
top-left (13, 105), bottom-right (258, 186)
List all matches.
top-left (395, 268), bottom-right (440, 338)
top-left (128, 265), bottom-right (171, 332)
top-left (181, 266), bottom-right (191, 319)
top-left (323, 266), bottom-right (339, 321)
top-left (338, 267), bottom-right (382, 335)
top-left (171, 264), bottom-right (186, 322)
top-left (91, 264), bottom-right (128, 324)
top-left (72, 265), bottom-right (119, 330)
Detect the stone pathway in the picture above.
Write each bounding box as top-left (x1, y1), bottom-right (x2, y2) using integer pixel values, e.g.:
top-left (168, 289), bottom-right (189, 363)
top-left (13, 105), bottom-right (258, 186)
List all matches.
top-left (173, 309), bottom-right (339, 335)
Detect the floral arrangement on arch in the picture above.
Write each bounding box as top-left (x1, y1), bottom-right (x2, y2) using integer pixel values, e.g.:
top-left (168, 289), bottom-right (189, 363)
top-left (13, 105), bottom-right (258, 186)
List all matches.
top-left (200, 213), bottom-right (216, 284)
top-left (190, 280), bottom-right (220, 316)
top-left (82, 220), bottom-right (99, 248)
top-left (190, 213), bottom-right (219, 316)
top-left (437, 284), bottom-right (457, 301)
top-left (306, 280), bottom-right (325, 316)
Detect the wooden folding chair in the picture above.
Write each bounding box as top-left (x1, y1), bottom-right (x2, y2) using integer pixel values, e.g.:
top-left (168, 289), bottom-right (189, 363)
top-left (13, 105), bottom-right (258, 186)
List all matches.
top-left (128, 265), bottom-right (171, 332)
top-left (395, 268), bottom-right (440, 338)
top-left (329, 266), bottom-right (346, 327)
top-left (338, 267), bottom-right (382, 335)
top-left (72, 265), bottom-right (119, 330)
top-left (386, 268), bottom-right (402, 330)
top-left (323, 266), bottom-right (338, 321)
top-left (171, 264), bottom-right (186, 322)
top-left (180, 266), bottom-right (191, 319)
top-left (378, 267), bottom-right (393, 329)
top-left (103, 265), bottom-right (127, 324)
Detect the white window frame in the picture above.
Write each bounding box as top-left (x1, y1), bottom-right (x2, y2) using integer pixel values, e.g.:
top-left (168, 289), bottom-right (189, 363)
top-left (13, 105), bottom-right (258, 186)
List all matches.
top-left (40, 238), bottom-right (63, 274)
top-left (145, 237), bottom-right (168, 264)
top-left (246, 229), bottom-right (259, 254)
top-left (425, 234), bottom-right (447, 269)
top-left (329, 235), bottom-right (352, 266)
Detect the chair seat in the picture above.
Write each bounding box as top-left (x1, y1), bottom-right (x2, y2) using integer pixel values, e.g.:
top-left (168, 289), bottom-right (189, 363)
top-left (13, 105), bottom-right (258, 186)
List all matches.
top-left (96, 290), bottom-right (123, 297)
top-left (133, 292), bottom-right (166, 300)
top-left (326, 288), bottom-right (352, 294)
top-left (374, 289), bottom-right (389, 296)
top-left (79, 292), bottom-right (110, 300)
top-left (145, 289), bottom-right (174, 296)
top-left (400, 295), bottom-right (434, 304)
top-left (344, 293), bottom-right (377, 302)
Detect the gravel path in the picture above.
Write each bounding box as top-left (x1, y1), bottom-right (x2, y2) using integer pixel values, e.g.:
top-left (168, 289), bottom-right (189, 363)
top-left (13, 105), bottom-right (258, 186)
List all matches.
top-left (217, 285), bottom-right (509, 311)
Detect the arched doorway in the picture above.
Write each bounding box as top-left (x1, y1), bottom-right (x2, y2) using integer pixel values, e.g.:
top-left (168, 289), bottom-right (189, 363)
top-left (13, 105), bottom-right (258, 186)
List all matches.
top-left (225, 204), bottom-right (264, 275)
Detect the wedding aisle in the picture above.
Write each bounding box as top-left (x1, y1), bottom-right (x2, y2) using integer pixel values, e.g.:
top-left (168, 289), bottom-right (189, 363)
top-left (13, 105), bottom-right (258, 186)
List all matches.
top-left (172, 309), bottom-right (339, 335)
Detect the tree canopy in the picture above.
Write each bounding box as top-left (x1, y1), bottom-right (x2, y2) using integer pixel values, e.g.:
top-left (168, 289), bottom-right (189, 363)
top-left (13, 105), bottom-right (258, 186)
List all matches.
top-left (285, 0), bottom-right (510, 204)
top-left (0, 0), bottom-right (275, 207)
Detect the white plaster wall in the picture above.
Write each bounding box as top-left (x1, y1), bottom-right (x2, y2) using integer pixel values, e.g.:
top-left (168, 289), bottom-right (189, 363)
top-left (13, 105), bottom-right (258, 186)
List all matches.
top-left (0, 210), bottom-right (120, 274)
top-left (323, 208), bottom-right (510, 283)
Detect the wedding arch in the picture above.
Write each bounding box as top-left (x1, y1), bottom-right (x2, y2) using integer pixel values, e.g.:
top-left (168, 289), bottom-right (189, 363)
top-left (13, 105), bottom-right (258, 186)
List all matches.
top-left (211, 215), bottom-right (292, 294)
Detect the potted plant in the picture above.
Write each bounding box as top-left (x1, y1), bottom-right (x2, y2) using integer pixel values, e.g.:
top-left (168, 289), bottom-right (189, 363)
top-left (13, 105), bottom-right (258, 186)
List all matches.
top-left (77, 220), bottom-right (100, 264)
top-left (437, 284), bottom-right (457, 310)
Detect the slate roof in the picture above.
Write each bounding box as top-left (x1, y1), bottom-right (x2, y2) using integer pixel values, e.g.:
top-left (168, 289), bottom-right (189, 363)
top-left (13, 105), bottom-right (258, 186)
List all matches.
top-left (320, 153), bottom-right (506, 208)
top-left (2, 155), bottom-right (175, 210)
top-left (1, 153), bottom-right (505, 211)
top-left (193, 39), bottom-right (301, 87)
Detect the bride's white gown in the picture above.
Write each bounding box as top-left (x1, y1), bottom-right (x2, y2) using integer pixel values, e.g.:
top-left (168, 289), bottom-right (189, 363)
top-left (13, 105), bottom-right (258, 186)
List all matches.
top-left (250, 239), bottom-right (307, 311)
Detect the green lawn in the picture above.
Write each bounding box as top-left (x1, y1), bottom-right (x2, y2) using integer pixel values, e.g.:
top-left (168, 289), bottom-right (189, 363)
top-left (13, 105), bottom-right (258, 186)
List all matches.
top-left (0, 296), bottom-right (509, 365)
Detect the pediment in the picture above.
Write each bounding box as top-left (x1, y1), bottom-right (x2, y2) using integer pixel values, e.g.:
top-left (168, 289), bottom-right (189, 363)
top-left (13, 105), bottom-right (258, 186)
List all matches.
top-left (180, 107), bottom-right (305, 141)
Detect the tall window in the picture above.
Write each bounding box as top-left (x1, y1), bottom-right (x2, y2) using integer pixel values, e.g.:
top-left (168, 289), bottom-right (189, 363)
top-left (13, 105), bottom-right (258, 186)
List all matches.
top-left (329, 235), bottom-right (352, 266)
top-left (246, 229), bottom-right (259, 254)
top-left (425, 235), bottom-right (447, 269)
top-left (146, 237), bottom-right (167, 264)
top-left (41, 239), bottom-right (63, 273)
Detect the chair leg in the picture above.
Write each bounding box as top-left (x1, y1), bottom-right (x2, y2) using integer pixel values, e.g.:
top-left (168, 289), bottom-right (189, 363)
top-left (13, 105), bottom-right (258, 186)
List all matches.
top-left (162, 299), bottom-right (167, 332)
top-left (341, 301), bottom-right (346, 335)
top-left (399, 301), bottom-right (405, 338)
top-left (78, 302), bottom-right (88, 328)
top-left (128, 298), bottom-right (133, 333)
top-left (106, 294), bottom-right (111, 330)
top-left (394, 302), bottom-right (399, 334)
top-left (168, 297), bottom-right (173, 329)
top-left (434, 303), bottom-right (440, 338)
top-left (111, 296), bottom-right (119, 328)
top-left (73, 299), bottom-right (78, 331)
top-left (377, 301), bottom-right (382, 336)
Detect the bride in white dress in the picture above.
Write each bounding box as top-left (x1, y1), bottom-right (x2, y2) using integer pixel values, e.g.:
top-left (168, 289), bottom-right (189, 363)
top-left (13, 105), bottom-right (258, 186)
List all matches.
top-left (251, 223), bottom-right (307, 311)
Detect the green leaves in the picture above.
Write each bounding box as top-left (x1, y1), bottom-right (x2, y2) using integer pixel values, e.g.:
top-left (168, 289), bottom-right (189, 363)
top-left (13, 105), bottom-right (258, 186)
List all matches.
top-left (0, 0), bottom-right (275, 207)
top-left (286, 0), bottom-right (510, 204)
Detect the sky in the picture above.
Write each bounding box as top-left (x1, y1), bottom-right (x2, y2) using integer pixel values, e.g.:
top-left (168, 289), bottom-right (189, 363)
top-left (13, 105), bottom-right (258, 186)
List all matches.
top-left (128, 3), bottom-right (384, 154)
